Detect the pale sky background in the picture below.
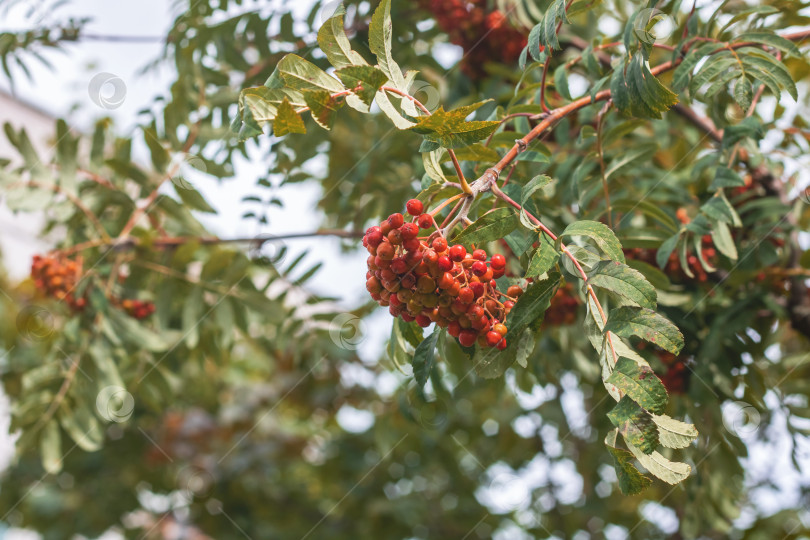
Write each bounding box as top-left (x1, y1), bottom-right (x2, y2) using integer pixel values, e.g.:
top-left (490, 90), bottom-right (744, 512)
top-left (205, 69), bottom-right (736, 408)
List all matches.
top-left (0, 0), bottom-right (808, 538)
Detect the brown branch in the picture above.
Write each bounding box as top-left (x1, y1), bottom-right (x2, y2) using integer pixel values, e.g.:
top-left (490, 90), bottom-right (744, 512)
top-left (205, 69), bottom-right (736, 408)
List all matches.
top-left (491, 183), bottom-right (618, 365)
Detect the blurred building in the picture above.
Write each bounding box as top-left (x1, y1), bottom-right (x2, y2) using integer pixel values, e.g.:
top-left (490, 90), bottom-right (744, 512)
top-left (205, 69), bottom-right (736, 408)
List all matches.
top-left (0, 89), bottom-right (55, 281)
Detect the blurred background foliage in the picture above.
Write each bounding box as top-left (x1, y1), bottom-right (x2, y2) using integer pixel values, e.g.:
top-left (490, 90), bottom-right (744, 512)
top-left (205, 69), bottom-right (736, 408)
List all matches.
top-left (0, 0), bottom-right (809, 538)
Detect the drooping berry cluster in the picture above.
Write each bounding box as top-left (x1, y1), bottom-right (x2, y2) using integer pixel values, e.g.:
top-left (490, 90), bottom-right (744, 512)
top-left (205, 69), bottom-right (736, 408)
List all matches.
top-left (363, 199), bottom-right (523, 350)
top-left (543, 282), bottom-right (579, 327)
top-left (419, 0), bottom-right (527, 80)
top-left (624, 234), bottom-right (717, 284)
top-left (31, 254), bottom-right (155, 319)
top-left (118, 298), bottom-right (156, 320)
top-left (31, 255), bottom-right (87, 311)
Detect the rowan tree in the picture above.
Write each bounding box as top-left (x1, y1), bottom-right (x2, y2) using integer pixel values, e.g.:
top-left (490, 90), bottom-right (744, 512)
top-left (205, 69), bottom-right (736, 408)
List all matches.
top-left (1, 0), bottom-right (809, 538)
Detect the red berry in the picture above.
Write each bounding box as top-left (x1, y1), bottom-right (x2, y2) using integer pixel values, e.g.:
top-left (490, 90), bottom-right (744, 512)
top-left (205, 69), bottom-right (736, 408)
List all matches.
top-left (377, 243), bottom-right (395, 261)
top-left (403, 238), bottom-right (421, 252)
top-left (496, 338), bottom-right (507, 350)
top-left (388, 213), bottom-right (404, 228)
top-left (458, 329), bottom-right (477, 347)
top-left (472, 261), bottom-right (487, 276)
top-left (437, 255), bottom-right (453, 272)
top-left (366, 227), bottom-right (383, 248)
top-left (417, 214), bottom-right (434, 229)
top-left (449, 245), bottom-right (466, 262)
top-left (458, 287), bottom-right (474, 304)
top-left (432, 237), bottom-right (448, 253)
top-left (400, 222), bottom-right (419, 240)
top-left (472, 249), bottom-right (487, 261)
top-left (491, 254), bottom-right (506, 269)
top-left (406, 199), bottom-right (424, 216)
top-left (422, 249), bottom-right (438, 265)
top-left (493, 323), bottom-right (507, 336)
top-left (415, 314), bottom-right (432, 328)
top-left (486, 331), bottom-right (502, 347)
top-left (401, 312), bottom-right (415, 322)
top-left (390, 258), bottom-right (408, 274)
top-left (448, 320), bottom-right (462, 337)
top-left (438, 272), bottom-right (455, 289)
top-left (470, 282), bottom-right (484, 298)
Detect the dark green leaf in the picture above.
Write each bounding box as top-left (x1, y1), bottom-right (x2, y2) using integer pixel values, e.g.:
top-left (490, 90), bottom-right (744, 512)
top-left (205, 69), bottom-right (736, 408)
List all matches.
top-left (273, 97), bottom-right (307, 136)
top-left (589, 260), bottom-right (657, 309)
top-left (452, 208), bottom-right (519, 246)
top-left (412, 328), bottom-right (440, 388)
top-left (604, 307), bottom-right (684, 355)
top-left (605, 357), bottom-right (669, 415)
top-left (562, 220), bottom-right (626, 263)
top-left (608, 396), bottom-right (659, 454)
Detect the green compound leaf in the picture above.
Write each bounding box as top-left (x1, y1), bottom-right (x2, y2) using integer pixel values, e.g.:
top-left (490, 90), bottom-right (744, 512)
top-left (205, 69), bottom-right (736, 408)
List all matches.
top-left (711, 166), bottom-right (746, 189)
top-left (605, 434), bottom-right (652, 495)
top-left (336, 65), bottom-right (388, 106)
top-left (452, 208), bottom-right (519, 247)
top-left (273, 97), bottom-right (307, 136)
top-left (651, 414), bottom-right (699, 449)
top-left (605, 357), bottom-right (669, 415)
top-left (562, 220), bottom-right (626, 263)
top-left (611, 54), bottom-right (678, 119)
top-left (589, 260), bottom-right (657, 309)
top-left (604, 306), bottom-right (684, 355)
top-left (409, 102), bottom-right (501, 148)
top-left (525, 234), bottom-right (560, 278)
top-left (317, 4), bottom-right (367, 69)
top-left (303, 90), bottom-right (344, 130)
top-left (628, 444), bottom-right (692, 485)
top-left (608, 396), bottom-right (659, 454)
top-left (412, 328), bottom-right (440, 389)
top-left (277, 54), bottom-right (344, 93)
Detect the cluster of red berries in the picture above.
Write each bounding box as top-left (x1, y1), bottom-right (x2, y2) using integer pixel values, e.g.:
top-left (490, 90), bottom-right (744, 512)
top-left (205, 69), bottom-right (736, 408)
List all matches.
top-left (31, 254), bottom-right (155, 320)
top-left (118, 298), bottom-right (156, 320)
top-left (363, 199), bottom-right (523, 349)
top-left (624, 234), bottom-right (717, 284)
top-left (31, 255), bottom-right (87, 311)
top-left (543, 282), bottom-right (579, 327)
top-left (419, 0), bottom-right (527, 80)
top-left (656, 351), bottom-right (690, 395)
